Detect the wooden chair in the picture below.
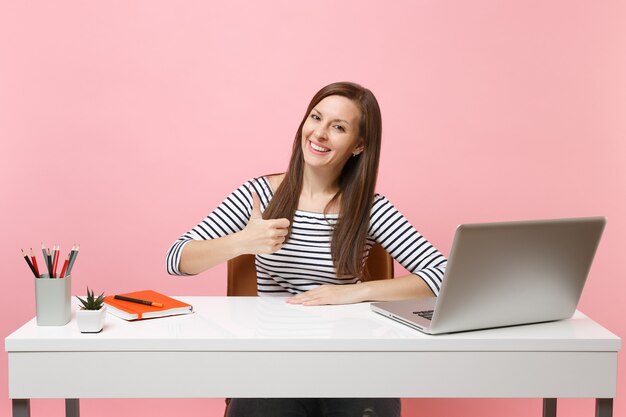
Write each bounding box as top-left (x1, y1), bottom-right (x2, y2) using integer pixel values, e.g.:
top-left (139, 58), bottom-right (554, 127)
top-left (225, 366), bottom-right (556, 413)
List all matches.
top-left (223, 243), bottom-right (394, 416)
top-left (227, 242), bottom-right (394, 296)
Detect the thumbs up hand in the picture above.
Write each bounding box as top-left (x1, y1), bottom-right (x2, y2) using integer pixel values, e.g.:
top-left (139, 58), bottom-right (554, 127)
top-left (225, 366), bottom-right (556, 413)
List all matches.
top-left (239, 192), bottom-right (290, 255)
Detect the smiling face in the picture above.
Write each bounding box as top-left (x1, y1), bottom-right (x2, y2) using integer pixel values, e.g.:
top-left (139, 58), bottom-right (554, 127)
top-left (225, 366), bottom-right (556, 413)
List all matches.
top-left (301, 95), bottom-right (364, 177)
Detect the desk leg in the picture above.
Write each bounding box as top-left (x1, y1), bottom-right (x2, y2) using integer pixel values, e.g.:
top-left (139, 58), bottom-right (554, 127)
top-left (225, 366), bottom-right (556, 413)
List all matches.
top-left (65, 399), bottom-right (80, 417)
top-left (596, 398), bottom-right (613, 417)
top-left (12, 399), bottom-right (30, 417)
top-left (542, 398), bottom-right (557, 417)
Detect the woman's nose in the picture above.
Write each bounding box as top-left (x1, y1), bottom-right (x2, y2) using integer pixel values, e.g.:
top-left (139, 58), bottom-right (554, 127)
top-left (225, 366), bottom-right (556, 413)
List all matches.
top-left (314, 126), bottom-right (327, 140)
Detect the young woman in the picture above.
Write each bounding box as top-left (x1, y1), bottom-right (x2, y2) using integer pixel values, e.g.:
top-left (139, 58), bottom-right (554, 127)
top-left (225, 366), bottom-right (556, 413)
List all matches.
top-left (166, 82), bottom-right (447, 417)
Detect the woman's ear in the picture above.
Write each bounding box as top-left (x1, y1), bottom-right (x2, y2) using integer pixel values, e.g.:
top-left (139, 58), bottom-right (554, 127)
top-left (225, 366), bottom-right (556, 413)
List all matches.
top-left (352, 141), bottom-right (365, 156)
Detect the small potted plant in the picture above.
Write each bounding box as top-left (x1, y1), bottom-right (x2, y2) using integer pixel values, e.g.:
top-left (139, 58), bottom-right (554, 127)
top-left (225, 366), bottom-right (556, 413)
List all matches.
top-left (76, 287), bottom-right (106, 333)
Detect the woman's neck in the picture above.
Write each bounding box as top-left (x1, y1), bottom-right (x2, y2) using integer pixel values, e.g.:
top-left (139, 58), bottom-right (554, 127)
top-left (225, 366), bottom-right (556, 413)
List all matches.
top-left (301, 167), bottom-right (339, 198)
top-left (300, 167), bottom-right (341, 212)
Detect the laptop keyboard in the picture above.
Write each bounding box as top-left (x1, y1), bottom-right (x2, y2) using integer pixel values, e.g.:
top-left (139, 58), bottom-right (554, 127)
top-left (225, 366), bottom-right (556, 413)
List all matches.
top-left (413, 310), bottom-right (434, 320)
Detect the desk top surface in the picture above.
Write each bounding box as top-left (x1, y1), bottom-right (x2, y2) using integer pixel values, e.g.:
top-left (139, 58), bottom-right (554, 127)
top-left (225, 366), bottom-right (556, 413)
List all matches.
top-left (5, 296), bottom-right (621, 352)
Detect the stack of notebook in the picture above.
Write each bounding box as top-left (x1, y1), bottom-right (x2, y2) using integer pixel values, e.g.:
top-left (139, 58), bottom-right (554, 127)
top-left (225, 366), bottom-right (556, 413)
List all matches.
top-left (104, 290), bottom-right (193, 321)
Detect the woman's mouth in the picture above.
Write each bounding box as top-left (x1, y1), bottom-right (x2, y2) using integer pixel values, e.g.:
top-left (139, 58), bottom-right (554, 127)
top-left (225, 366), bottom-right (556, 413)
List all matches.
top-left (308, 140), bottom-right (330, 154)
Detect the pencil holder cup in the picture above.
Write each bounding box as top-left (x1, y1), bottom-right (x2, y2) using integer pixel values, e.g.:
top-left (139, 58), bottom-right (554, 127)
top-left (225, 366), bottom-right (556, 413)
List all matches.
top-left (34, 275), bottom-right (72, 326)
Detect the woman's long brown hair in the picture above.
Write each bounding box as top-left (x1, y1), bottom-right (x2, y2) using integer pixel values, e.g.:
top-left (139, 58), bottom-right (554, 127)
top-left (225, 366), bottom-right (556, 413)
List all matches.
top-left (263, 82), bottom-right (382, 278)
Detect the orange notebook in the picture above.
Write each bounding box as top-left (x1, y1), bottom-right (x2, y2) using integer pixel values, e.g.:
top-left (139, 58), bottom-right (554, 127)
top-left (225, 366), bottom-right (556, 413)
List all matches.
top-left (104, 290), bottom-right (193, 321)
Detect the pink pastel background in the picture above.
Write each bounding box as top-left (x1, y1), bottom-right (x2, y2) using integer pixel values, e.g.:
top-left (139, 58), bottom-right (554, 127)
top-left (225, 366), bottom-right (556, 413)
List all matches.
top-left (1, 1), bottom-right (624, 416)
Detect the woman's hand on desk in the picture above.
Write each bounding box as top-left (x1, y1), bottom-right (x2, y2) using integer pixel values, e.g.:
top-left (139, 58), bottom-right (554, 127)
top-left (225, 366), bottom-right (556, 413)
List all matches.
top-left (286, 275), bottom-right (435, 306)
top-left (286, 284), bottom-right (368, 306)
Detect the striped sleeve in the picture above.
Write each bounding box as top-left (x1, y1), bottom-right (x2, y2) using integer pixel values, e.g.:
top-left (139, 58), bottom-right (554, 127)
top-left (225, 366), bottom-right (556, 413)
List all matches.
top-left (165, 179), bottom-right (262, 276)
top-left (368, 195), bottom-right (447, 295)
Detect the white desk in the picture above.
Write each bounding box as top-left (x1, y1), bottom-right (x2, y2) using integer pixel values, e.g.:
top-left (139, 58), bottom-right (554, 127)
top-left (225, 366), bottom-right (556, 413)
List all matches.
top-left (6, 297), bottom-right (621, 417)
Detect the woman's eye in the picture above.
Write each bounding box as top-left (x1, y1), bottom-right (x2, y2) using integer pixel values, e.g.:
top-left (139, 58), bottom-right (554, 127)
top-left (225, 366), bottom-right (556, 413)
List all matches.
top-left (333, 125), bottom-right (346, 132)
top-left (310, 114), bottom-right (320, 121)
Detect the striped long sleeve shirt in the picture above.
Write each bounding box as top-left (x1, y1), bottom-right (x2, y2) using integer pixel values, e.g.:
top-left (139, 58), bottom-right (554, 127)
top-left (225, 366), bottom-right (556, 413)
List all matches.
top-left (166, 177), bottom-right (447, 296)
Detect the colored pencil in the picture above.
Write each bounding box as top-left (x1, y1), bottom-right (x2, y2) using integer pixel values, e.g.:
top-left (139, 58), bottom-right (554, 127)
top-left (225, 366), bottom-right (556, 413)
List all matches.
top-left (66, 244), bottom-right (80, 275)
top-left (41, 243), bottom-right (48, 273)
top-left (42, 243), bottom-right (52, 277)
top-left (59, 254), bottom-right (70, 278)
top-left (47, 247), bottom-right (53, 278)
top-left (114, 295), bottom-right (164, 308)
top-left (52, 244), bottom-right (60, 277)
top-left (30, 248), bottom-right (40, 277)
top-left (21, 249), bottom-right (39, 277)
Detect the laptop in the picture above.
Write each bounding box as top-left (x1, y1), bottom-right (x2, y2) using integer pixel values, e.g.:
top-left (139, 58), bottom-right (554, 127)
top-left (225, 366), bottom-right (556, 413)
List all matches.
top-left (371, 216), bottom-right (606, 334)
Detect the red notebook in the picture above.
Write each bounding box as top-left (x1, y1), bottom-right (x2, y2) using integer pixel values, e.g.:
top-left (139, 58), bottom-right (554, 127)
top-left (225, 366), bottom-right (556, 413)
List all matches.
top-left (104, 290), bottom-right (193, 321)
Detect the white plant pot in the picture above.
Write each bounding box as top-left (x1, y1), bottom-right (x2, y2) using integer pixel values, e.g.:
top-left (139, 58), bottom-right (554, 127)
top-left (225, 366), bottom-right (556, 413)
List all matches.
top-left (76, 306), bottom-right (106, 333)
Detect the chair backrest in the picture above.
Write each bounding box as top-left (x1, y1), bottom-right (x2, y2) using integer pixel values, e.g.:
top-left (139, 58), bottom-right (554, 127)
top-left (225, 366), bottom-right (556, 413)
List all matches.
top-left (226, 243), bottom-right (394, 296)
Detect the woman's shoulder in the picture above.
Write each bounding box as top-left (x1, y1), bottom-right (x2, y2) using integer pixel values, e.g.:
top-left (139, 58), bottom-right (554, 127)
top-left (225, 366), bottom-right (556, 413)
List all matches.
top-left (239, 175), bottom-right (280, 190)
top-left (372, 193), bottom-right (388, 206)
top-left (264, 173), bottom-right (285, 193)
top-left (369, 193), bottom-right (395, 217)
top-left (236, 174), bottom-right (284, 208)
